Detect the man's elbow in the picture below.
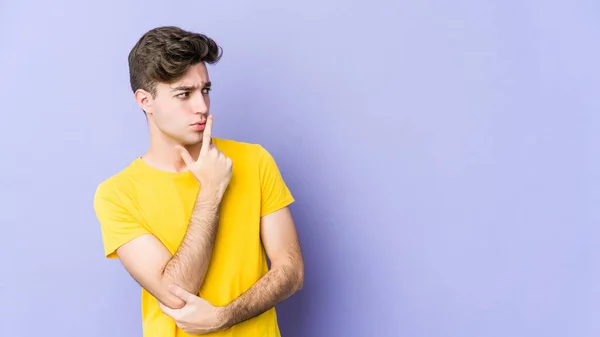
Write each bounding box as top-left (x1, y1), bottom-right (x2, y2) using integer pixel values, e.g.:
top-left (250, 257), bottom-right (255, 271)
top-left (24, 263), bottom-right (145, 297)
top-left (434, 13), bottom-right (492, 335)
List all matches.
top-left (159, 294), bottom-right (186, 310)
top-left (156, 277), bottom-right (188, 309)
top-left (292, 264), bottom-right (304, 293)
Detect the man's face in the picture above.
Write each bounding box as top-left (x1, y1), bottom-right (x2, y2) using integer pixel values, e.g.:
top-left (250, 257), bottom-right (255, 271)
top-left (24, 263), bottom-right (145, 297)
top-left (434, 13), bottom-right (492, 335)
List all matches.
top-left (140, 62), bottom-right (212, 146)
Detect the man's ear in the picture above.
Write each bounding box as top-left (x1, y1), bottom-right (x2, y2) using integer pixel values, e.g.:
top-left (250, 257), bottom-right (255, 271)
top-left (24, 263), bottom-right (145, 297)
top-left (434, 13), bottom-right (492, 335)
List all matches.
top-left (134, 89), bottom-right (153, 114)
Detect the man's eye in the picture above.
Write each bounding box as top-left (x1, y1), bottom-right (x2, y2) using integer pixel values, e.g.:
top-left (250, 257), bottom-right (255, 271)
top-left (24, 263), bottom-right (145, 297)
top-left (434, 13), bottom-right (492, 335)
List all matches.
top-left (177, 92), bottom-right (190, 98)
top-left (202, 87), bottom-right (212, 94)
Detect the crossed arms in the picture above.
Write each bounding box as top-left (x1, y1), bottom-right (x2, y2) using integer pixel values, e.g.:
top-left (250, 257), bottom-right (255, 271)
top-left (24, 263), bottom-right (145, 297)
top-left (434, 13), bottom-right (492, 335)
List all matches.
top-left (114, 186), bottom-right (304, 327)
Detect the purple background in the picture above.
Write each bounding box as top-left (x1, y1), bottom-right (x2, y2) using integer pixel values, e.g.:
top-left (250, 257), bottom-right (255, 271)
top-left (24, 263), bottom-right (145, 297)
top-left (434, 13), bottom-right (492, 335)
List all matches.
top-left (1, 1), bottom-right (600, 336)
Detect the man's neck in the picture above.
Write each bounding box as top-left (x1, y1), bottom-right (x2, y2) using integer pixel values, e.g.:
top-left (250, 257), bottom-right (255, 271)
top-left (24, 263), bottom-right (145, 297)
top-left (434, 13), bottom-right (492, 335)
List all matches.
top-left (142, 136), bottom-right (201, 173)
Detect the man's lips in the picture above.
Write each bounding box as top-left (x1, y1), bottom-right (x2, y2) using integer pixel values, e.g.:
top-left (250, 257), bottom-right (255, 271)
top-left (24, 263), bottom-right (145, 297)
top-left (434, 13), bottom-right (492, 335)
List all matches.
top-left (191, 122), bottom-right (206, 131)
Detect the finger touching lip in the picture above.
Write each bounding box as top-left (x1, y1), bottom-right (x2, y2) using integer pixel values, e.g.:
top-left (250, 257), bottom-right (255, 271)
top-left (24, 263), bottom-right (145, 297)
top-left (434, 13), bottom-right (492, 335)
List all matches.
top-left (191, 123), bottom-right (205, 131)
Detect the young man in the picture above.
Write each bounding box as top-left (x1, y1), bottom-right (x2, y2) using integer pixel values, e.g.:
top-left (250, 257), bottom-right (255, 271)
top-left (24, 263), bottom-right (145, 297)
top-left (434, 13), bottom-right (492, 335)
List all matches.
top-left (93, 26), bottom-right (304, 337)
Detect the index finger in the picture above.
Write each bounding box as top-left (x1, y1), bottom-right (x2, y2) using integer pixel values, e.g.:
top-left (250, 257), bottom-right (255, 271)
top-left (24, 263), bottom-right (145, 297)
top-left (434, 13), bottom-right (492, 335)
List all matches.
top-left (200, 114), bottom-right (213, 155)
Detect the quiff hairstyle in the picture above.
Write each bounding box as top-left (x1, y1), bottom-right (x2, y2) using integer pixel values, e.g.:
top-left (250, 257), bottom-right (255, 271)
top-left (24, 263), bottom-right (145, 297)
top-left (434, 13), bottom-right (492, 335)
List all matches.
top-left (128, 26), bottom-right (223, 97)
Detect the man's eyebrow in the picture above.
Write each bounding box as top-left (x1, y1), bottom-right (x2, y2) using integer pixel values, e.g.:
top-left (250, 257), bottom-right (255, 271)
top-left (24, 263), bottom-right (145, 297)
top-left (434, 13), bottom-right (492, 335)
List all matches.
top-left (170, 82), bottom-right (212, 92)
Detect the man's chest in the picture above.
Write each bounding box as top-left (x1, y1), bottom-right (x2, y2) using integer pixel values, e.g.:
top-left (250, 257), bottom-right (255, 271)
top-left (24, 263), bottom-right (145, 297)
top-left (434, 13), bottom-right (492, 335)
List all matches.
top-left (130, 176), bottom-right (262, 253)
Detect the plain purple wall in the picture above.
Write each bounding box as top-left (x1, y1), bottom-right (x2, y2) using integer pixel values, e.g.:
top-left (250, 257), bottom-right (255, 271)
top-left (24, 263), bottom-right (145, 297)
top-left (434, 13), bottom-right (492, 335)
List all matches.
top-left (1, 1), bottom-right (600, 336)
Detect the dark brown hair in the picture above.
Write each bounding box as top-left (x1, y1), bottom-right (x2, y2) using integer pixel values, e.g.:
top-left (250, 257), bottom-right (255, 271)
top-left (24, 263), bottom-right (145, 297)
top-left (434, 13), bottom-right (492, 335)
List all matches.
top-left (128, 26), bottom-right (223, 97)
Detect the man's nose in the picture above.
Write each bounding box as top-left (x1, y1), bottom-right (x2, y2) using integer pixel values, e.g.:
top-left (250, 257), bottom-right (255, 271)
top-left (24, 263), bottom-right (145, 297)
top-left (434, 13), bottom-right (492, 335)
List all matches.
top-left (193, 93), bottom-right (208, 114)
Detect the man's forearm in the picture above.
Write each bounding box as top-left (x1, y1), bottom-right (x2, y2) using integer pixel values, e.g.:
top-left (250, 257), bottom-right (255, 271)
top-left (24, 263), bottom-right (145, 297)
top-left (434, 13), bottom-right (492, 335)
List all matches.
top-left (219, 263), bottom-right (303, 328)
top-left (162, 187), bottom-right (222, 296)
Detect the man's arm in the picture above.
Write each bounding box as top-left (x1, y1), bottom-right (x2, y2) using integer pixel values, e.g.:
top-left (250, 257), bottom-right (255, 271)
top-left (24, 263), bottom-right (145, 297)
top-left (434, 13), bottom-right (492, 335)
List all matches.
top-left (219, 206), bottom-right (304, 328)
top-left (110, 115), bottom-right (230, 310)
top-left (116, 187), bottom-right (223, 309)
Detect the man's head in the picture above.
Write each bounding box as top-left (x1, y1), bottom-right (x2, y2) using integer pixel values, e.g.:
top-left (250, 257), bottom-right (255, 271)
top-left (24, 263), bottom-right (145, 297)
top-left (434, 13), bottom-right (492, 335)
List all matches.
top-left (128, 26), bottom-right (222, 146)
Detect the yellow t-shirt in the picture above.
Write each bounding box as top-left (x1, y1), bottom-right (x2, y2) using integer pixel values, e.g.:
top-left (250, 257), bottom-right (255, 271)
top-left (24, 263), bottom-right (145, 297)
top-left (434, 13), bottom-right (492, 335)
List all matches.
top-left (93, 138), bottom-right (294, 337)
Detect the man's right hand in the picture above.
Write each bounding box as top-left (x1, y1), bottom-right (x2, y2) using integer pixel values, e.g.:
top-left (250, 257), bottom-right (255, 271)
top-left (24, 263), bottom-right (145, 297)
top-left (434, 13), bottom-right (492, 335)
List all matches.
top-left (176, 114), bottom-right (233, 193)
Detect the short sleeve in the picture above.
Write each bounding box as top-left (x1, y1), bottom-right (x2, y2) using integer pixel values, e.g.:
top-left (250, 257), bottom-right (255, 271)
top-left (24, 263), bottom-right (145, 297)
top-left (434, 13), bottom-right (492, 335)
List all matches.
top-left (93, 182), bottom-right (150, 259)
top-left (258, 145), bottom-right (295, 217)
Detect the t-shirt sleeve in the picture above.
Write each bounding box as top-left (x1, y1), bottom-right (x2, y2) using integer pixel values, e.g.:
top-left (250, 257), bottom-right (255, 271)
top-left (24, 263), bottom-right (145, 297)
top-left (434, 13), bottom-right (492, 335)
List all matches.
top-left (258, 145), bottom-right (295, 217)
top-left (93, 182), bottom-right (150, 259)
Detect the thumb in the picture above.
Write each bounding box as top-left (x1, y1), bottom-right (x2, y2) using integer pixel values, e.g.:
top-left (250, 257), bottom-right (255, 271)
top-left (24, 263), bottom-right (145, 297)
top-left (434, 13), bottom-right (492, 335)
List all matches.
top-left (168, 284), bottom-right (197, 303)
top-left (175, 145), bottom-right (194, 167)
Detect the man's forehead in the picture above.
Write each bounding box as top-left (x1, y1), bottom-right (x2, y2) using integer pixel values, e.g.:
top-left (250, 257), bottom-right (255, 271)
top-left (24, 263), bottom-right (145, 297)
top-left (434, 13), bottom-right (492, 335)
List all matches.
top-left (170, 64), bottom-right (210, 88)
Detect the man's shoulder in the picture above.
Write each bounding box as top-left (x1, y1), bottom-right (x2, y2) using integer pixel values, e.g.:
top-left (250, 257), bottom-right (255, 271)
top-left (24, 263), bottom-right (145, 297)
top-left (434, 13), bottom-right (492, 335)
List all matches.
top-left (94, 159), bottom-right (140, 201)
top-left (213, 138), bottom-right (282, 175)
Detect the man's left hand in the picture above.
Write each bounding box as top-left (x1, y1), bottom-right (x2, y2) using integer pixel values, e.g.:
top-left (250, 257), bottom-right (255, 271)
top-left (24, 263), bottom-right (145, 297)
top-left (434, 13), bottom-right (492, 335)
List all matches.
top-left (158, 284), bottom-right (228, 335)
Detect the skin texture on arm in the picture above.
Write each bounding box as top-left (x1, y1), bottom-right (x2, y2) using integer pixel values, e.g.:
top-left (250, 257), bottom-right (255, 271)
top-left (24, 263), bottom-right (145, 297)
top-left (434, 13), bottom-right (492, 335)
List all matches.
top-left (219, 206), bottom-right (304, 328)
top-left (156, 207), bottom-right (304, 335)
top-left (116, 187), bottom-right (222, 310)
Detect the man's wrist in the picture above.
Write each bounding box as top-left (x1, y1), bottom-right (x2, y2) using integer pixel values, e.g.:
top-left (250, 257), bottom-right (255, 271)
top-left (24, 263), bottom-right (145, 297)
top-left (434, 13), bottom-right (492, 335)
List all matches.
top-left (197, 185), bottom-right (225, 206)
top-left (198, 184), bottom-right (226, 204)
top-left (215, 306), bottom-right (232, 331)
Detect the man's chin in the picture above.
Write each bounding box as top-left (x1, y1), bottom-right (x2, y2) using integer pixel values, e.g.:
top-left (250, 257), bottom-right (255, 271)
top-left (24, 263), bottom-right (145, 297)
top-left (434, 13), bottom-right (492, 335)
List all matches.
top-left (180, 138), bottom-right (203, 147)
